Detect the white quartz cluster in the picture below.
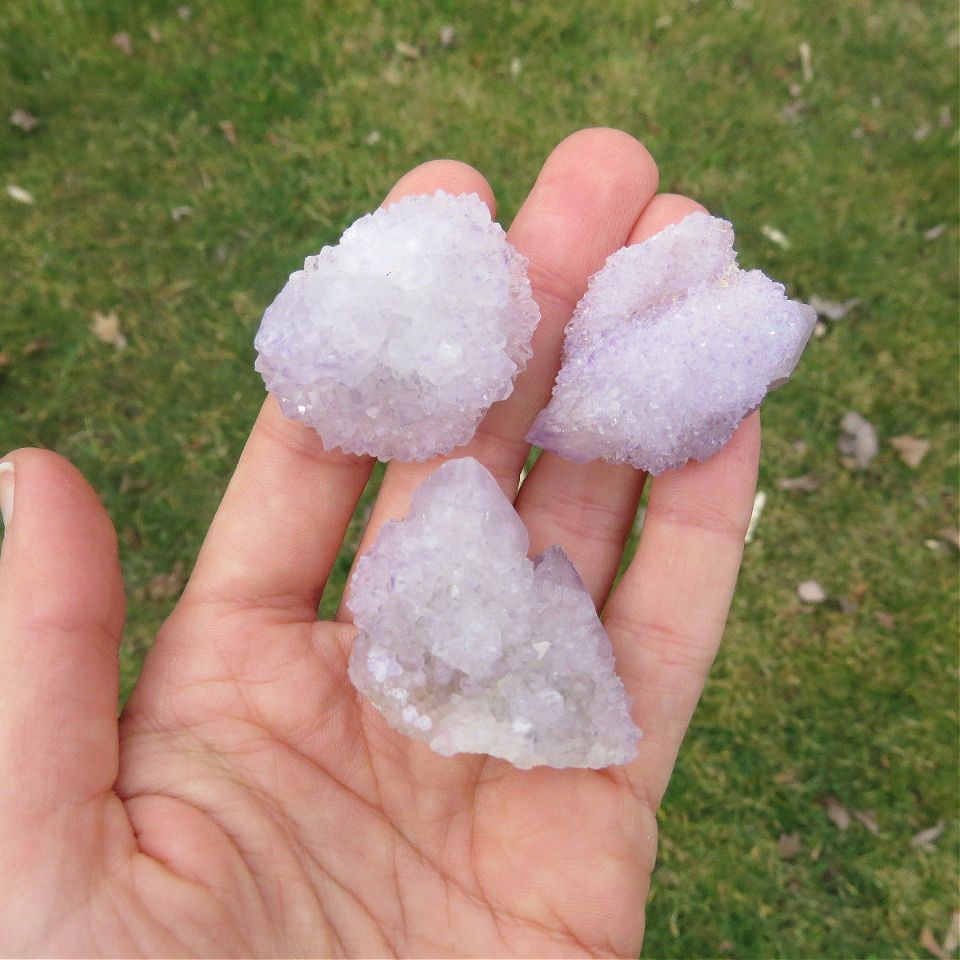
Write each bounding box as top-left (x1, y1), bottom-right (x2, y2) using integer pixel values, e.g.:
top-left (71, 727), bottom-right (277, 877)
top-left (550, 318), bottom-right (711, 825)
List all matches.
top-left (527, 212), bottom-right (817, 474)
top-left (255, 191), bottom-right (539, 460)
top-left (347, 458), bottom-right (641, 769)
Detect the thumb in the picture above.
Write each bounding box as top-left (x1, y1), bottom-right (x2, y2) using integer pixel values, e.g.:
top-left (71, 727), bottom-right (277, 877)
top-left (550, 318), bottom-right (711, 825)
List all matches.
top-left (0, 449), bottom-right (125, 816)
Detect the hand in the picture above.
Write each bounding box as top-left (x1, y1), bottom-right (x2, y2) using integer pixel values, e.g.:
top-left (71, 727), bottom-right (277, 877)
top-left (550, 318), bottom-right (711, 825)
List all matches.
top-left (0, 128), bottom-right (758, 958)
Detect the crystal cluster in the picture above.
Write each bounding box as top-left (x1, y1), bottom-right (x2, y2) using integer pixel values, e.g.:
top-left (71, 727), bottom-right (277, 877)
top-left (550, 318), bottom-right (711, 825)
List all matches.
top-left (347, 458), bottom-right (641, 769)
top-left (527, 213), bottom-right (817, 474)
top-left (255, 191), bottom-right (540, 460)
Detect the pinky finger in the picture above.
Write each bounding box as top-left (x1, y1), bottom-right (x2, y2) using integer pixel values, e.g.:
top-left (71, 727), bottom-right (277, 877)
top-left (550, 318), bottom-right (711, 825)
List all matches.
top-left (604, 413), bottom-right (760, 810)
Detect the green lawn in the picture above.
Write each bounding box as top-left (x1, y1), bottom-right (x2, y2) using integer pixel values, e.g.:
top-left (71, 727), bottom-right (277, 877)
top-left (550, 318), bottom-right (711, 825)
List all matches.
top-left (1, 1), bottom-right (957, 956)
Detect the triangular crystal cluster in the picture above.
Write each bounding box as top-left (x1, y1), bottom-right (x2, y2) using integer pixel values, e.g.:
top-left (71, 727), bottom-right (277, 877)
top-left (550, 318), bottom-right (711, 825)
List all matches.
top-left (347, 457), bottom-right (640, 769)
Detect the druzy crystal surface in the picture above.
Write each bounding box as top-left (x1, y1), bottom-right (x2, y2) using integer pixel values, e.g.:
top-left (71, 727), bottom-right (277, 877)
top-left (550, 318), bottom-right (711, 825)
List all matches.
top-left (347, 458), bottom-right (640, 769)
top-left (255, 191), bottom-right (539, 461)
top-left (528, 213), bottom-right (817, 474)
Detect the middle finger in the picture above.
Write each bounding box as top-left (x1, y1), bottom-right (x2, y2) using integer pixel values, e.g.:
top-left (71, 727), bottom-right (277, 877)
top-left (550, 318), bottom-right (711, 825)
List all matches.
top-left (339, 127), bottom-right (659, 617)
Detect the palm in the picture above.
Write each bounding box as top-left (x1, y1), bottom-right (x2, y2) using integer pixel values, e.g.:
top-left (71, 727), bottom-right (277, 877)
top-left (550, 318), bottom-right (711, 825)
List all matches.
top-left (0, 130), bottom-right (758, 958)
top-left (120, 612), bottom-right (655, 957)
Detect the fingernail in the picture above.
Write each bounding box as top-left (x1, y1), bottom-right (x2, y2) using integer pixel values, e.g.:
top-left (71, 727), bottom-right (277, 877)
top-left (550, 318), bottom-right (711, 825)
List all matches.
top-left (0, 461), bottom-right (14, 528)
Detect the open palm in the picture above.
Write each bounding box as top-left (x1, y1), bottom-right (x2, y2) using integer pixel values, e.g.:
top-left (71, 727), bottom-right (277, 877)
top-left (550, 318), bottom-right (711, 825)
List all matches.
top-left (0, 129), bottom-right (759, 958)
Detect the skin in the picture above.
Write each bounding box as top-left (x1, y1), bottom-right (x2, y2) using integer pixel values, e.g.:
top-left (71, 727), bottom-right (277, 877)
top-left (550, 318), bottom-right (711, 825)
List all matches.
top-left (0, 128), bottom-right (759, 959)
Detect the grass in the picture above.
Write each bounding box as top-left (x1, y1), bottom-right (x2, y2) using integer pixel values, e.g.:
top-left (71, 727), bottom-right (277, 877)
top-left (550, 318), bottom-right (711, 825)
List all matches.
top-left (1, 0), bottom-right (957, 956)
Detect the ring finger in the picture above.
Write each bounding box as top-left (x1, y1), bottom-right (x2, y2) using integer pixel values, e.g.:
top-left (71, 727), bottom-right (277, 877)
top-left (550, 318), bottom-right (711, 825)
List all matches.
top-left (515, 194), bottom-right (709, 608)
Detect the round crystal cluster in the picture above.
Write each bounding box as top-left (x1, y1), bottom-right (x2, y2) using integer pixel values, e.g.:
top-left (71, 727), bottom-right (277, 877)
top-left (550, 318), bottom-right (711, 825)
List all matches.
top-left (255, 191), bottom-right (539, 461)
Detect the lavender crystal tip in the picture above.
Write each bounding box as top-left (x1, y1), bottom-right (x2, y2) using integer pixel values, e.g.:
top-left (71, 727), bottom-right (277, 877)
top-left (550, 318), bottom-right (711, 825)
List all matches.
top-left (527, 212), bottom-right (818, 474)
top-left (254, 191), bottom-right (540, 461)
top-left (346, 456), bottom-right (641, 770)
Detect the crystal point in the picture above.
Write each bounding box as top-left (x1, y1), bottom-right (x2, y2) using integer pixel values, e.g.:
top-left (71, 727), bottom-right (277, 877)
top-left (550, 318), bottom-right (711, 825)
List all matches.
top-left (347, 458), bottom-right (641, 769)
top-left (527, 212), bottom-right (817, 474)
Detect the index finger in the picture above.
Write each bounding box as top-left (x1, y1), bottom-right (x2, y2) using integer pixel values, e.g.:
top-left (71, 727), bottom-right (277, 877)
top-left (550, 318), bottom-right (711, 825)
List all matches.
top-left (183, 160), bottom-right (496, 618)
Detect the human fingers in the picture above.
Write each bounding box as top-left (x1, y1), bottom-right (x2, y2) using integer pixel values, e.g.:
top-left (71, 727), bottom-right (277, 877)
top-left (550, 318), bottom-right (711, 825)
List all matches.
top-left (604, 413), bottom-right (760, 809)
top-left (184, 160), bottom-right (495, 618)
top-left (0, 449), bottom-right (126, 820)
top-left (340, 128), bottom-right (659, 617)
top-left (515, 194), bottom-right (708, 606)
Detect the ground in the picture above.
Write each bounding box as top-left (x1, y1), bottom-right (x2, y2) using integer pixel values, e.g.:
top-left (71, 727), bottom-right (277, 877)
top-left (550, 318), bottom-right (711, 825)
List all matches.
top-left (0, 1), bottom-right (957, 957)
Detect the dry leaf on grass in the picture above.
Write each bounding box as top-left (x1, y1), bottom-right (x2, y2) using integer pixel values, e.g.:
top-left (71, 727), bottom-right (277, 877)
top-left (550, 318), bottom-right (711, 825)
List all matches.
top-left (825, 796), bottom-right (850, 829)
top-left (924, 223), bottom-right (946, 241)
top-left (942, 913), bottom-right (960, 956)
top-left (135, 561), bottom-right (186, 602)
top-left (921, 927), bottom-right (948, 960)
top-left (809, 295), bottom-right (861, 321)
top-left (937, 528), bottom-right (960, 551)
top-left (744, 490), bottom-right (766, 543)
top-left (874, 610), bottom-right (896, 630)
top-left (6, 184), bottom-right (34, 205)
top-left (380, 65), bottom-right (403, 86)
top-left (219, 120), bottom-right (238, 145)
top-left (853, 809), bottom-right (880, 835)
top-left (9, 108), bottom-right (39, 132)
top-left (778, 833), bottom-right (802, 859)
top-left (890, 435), bottom-right (930, 468)
top-left (774, 768), bottom-right (799, 786)
top-left (112, 31), bottom-right (133, 55)
top-left (0, 352), bottom-right (10, 368)
top-left (798, 580), bottom-right (826, 604)
top-left (122, 526), bottom-right (143, 551)
top-left (91, 311), bottom-right (127, 350)
top-left (781, 98), bottom-right (806, 122)
top-left (838, 411), bottom-right (878, 469)
top-left (23, 337), bottom-right (48, 356)
top-left (798, 41), bottom-right (813, 82)
top-left (777, 474), bottom-right (820, 492)
top-left (761, 224), bottom-right (791, 249)
top-left (912, 820), bottom-right (945, 851)
top-left (395, 40), bottom-right (420, 59)
top-left (849, 581), bottom-right (869, 602)
top-left (148, 565), bottom-right (185, 600)
top-left (439, 25), bottom-right (456, 47)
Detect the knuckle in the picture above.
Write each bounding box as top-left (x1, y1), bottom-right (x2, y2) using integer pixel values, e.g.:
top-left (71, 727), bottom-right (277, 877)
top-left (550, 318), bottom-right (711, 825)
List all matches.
top-left (654, 498), bottom-right (750, 543)
top-left (524, 484), bottom-right (631, 549)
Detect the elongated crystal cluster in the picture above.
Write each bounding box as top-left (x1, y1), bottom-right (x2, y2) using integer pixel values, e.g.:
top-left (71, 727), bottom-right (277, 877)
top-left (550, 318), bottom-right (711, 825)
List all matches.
top-left (528, 213), bottom-right (817, 474)
top-left (347, 458), bottom-right (641, 769)
top-left (255, 191), bottom-right (539, 460)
